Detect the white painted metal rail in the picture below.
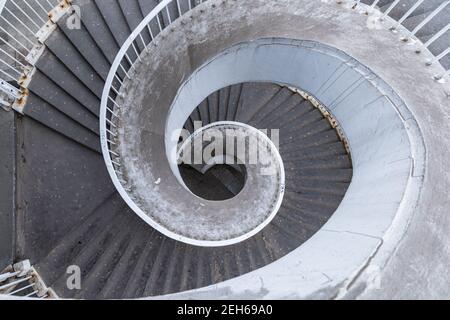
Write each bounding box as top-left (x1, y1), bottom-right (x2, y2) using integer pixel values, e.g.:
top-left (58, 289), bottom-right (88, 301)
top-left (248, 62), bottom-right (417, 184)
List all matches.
top-left (100, 0), bottom-right (209, 246)
top-left (0, 260), bottom-right (56, 299)
top-left (0, 0), bottom-right (59, 85)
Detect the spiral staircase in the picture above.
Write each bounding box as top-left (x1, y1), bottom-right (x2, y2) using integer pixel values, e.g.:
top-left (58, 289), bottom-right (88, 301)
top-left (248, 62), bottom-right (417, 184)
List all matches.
top-left (0, 0), bottom-right (449, 299)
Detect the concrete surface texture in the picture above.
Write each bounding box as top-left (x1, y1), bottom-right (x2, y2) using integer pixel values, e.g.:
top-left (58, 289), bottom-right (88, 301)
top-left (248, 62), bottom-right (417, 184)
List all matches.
top-left (112, 0), bottom-right (449, 299)
top-left (1, 0), bottom-right (449, 300)
top-left (0, 0), bottom-right (57, 75)
top-left (5, 0), bottom-right (348, 299)
top-left (114, 118), bottom-right (286, 245)
top-left (0, 109), bottom-right (14, 271)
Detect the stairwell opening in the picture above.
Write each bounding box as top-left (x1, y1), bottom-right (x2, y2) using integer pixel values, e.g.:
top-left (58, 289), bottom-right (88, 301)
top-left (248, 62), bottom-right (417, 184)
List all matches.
top-left (179, 163), bottom-right (246, 201)
top-left (176, 81), bottom-right (352, 206)
top-left (177, 123), bottom-right (249, 202)
top-left (4, 0), bottom-right (436, 299)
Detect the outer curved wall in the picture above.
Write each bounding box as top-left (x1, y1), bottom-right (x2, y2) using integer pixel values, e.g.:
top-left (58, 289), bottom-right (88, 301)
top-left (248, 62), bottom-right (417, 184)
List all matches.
top-left (115, 0), bottom-right (449, 298)
top-left (164, 38), bottom-right (418, 299)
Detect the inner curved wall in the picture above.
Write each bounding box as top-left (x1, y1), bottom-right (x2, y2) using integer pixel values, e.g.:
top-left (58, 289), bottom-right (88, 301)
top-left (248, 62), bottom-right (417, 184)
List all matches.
top-left (113, 0), bottom-right (430, 297)
top-left (167, 37), bottom-right (412, 240)
top-left (161, 37), bottom-right (417, 298)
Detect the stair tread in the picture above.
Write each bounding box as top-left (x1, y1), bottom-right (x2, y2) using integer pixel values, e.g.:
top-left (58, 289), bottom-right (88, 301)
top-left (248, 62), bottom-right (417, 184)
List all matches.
top-left (44, 28), bottom-right (105, 98)
top-left (74, 212), bottom-right (135, 299)
top-left (71, 0), bottom-right (120, 63)
top-left (98, 222), bottom-right (148, 299)
top-left (122, 231), bottom-right (164, 298)
top-left (35, 192), bottom-right (121, 284)
top-left (51, 208), bottom-right (128, 297)
top-left (234, 82), bottom-right (285, 123)
top-left (248, 87), bottom-right (293, 125)
top-left (23, 92), bottom-right (101, 153)
top-left (27, 70), bottom-right (99, 135)
top-left (95, 0), bottom-right (132, 48)
top-left (35, 49), bottom-right (101, 116)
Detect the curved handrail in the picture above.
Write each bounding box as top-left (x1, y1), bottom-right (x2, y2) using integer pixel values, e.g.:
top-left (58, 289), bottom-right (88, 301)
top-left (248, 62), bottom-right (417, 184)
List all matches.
top-left (353, 0), bottom-right (450, 78)
top-left (0, 0), bottom-right (447, 98)
top-left (0, 0), bottom-right (60, 85)
top-left (100, 0), bottom-right (211, 245)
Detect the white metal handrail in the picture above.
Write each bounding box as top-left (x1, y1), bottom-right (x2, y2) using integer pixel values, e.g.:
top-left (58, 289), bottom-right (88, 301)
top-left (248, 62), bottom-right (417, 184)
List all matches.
top-left (0, 0), bottom-right (445, 99)
top-left (353, 0), bottom-right (450, 79)
top-left (0, 0), bottom-right (59, 85)
top-left (100, 0), bottom-right (209, 244)
top-left (0, 260), bottom-right (56, 299)
top-left (100, 0), bottom-right (449, 239)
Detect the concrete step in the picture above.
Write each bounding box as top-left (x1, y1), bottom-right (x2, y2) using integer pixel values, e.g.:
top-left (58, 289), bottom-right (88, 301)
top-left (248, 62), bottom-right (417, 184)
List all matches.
top-left (57, 17), bottom-right (111, 81)
top-left (23, 92), bottom-right (101, 152)
top-left (44, 28), bottom-right (104, 98)
top-left (235, 82), bottom-right (286, 123)
top-left (226, 83), bottom-right (244, 122)
top-left (71, 0), bottom-right (120, 64)
top-left (94, 0), bottom-right (131, 48)
top-left (247, 87), bottom-right (293, 125)
top-left (35, 193), bottom-right (123, 286)
top-left (28, 70), bottom-right (99, 134)
top-left (35, 49), bottom-right (100, 115)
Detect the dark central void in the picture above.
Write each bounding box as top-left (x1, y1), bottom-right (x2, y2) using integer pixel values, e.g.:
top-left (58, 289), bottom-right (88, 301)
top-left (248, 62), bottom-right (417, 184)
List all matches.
top-left (179, 163), bottom-right (247, 201)
top-left (180, 82), bottom-right (353, 210)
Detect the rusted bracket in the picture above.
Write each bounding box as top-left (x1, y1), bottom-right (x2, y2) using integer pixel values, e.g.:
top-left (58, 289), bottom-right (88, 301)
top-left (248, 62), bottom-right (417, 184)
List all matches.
top-left (35, 0), bottom-right (72, 50)
top-left (12, 67), bottom-right (35, 114)
top-left (49, 0), bottom-right (73, 23)
top-left (12, 1), bottom-right (73, 114)
top-left (287, 86), bottom-right (351, 155)
top-left (0, 79), bottom-right (21, 111)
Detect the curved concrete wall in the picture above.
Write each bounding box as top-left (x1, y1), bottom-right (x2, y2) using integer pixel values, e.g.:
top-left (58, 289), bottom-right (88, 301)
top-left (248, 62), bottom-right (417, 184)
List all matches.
top-left (165, 38), bottom-right (419, 298)
top-left (116, 0), bottom-right (450, 298)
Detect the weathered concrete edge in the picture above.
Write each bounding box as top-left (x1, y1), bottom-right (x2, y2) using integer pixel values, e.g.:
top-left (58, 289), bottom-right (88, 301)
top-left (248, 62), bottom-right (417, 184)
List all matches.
top-left (158, 0), bottom-right (443, 299)
top-left (115, 0), bottom-right (446, 299)
top-left (157, 39), bottom-right (424, 300)
top-left (0, 109), bottom-right (15, 271)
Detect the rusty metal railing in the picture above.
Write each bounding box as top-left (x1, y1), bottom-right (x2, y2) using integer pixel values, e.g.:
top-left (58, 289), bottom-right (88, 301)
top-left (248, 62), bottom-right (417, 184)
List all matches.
top-left (100, 0), bottom-right (209, 245)
top-left (0, 260), bottom-right (57, 299)
top-left (0, 0), bottom-right (60, 84)
top-left (352, 0), bottom-right (450, 80)
top-left (100, 0), bottom-right (449, 247)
